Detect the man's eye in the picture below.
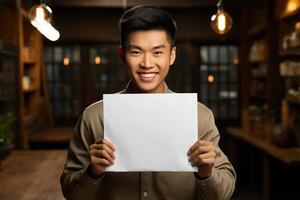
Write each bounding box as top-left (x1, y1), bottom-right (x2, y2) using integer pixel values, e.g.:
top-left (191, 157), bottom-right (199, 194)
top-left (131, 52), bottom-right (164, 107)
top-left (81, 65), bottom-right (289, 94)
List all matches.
top-left (130, 51), bottom-right (141, 55)
top-left (154, 51), bottom-right (163, 55)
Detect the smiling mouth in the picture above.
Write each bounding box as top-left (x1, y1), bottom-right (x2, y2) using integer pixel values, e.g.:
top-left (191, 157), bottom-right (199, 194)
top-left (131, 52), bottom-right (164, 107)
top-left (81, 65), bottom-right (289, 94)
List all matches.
top-left (138, 72), bottom-right (158, 82)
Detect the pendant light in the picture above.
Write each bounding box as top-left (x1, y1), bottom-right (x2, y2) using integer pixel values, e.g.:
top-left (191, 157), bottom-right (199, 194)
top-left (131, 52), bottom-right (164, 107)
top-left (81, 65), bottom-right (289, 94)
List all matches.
top-left (28, 3), bottom-right (60, 41)
top-left (210, 0), bottom-right (233, 35)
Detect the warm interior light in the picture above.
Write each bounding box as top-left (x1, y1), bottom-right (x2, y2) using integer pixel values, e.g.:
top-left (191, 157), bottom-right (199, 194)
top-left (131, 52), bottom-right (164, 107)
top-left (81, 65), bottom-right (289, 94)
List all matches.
top-left (32, 20), bottom-right (60, 41)
top-left (95, 56), bottom-right (101, 65)
top-left (286, 0), bottom-right (300, 13)
top-left (211, 9), bottom-right (233, 35)
top-left (295, 22), bottom-right (300, 31)
top-left (63, 57), bottom-right (70, 66)
top-left (208, 75), bottom-right (214, 83)
top-left (29, 4), bottom-right (52, 23)
top-left (28, 3), bottom-right (60, 41)
top-left (233, 58), bottom-right (239, 65)
top-left (35, 7), bottom-right (45, 21)
top-left (218, 13), bottom-right (226, 31)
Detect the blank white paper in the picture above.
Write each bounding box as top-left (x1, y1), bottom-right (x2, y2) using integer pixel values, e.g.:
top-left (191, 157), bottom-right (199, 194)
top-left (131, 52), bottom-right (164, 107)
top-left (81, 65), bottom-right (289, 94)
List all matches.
top-left (103, 93), bottom-right (198, 172)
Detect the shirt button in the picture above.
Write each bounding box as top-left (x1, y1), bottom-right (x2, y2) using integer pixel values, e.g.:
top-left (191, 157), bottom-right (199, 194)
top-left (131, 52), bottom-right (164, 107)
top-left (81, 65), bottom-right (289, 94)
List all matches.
top-left (143, 192), bottom-right (148, 198)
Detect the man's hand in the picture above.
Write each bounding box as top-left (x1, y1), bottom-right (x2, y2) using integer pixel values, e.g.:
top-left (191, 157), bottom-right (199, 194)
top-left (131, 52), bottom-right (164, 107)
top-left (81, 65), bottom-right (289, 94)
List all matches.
top-left (188, 140), bottom-right (216, 179)
top-left (88, 138), bottom-right (116, 178)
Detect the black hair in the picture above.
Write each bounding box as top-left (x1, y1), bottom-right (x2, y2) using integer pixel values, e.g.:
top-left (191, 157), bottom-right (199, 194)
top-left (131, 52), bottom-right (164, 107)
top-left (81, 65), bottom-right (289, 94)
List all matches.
top-left (119, 5), bottom-right (177, 48)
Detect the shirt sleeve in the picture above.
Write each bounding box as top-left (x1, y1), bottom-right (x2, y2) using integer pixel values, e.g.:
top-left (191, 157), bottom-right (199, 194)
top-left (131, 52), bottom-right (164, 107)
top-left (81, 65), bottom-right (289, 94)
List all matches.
top-left (60, 109), bottom-right (104, 200)
top-left (195, 109), bottom-right (236, 200)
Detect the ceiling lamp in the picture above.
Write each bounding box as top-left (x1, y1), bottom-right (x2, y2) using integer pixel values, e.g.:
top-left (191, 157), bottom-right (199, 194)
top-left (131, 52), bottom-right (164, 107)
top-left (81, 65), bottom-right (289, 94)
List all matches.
top-left (285, 0), bottom-right (300, 14)
top-left (211, 0), bottom-right (233, 35)
top-left (28, 3), bottom-right (60, 41)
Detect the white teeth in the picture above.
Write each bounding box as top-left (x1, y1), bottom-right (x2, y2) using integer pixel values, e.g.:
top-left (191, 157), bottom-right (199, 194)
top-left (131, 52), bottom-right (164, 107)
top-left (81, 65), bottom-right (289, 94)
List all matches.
top-left (140, 73), bottom-right (156, 78)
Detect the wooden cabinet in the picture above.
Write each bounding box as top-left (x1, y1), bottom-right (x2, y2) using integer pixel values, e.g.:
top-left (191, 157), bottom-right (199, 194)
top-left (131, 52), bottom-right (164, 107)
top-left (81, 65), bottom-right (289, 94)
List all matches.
top-left (240, 0), bottom-right (282, 134)
top-left (276, 0), bottom-right (300, 128)
top-left (240, 0), bottom-right (300, 146)
top-left (0, 2), bottom-right (47, 149)
top-left (17, 8), bottom-right (44, 149)
top-left (248, 33), bottom-right (268, 108)
top-left (19, 12), bottom-right (41, 114)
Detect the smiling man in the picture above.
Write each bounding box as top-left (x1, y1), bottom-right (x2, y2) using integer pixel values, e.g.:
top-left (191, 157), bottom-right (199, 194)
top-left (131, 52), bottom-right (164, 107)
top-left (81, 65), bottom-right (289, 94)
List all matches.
top-left (60, 5), bottom-right (236, 200)
top-left (123, 29), bottom-right (176, 93)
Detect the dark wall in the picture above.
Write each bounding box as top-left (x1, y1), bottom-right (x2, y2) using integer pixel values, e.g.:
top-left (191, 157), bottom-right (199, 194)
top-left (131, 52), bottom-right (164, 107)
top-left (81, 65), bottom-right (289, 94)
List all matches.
top-left (52, 8), bottom-right (122, 42)
top-left (51, 7), bottom-right (240, 43)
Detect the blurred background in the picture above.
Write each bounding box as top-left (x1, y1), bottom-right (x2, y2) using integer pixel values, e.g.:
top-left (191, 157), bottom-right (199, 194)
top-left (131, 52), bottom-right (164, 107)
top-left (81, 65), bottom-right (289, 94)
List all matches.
top-left (0, 0), bottom-right (299, 199)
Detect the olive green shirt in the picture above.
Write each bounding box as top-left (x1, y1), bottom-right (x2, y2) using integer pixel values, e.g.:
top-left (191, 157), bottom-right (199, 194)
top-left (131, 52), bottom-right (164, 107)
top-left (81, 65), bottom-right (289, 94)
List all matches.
top-left (60, 84), bottom-right (236, 200)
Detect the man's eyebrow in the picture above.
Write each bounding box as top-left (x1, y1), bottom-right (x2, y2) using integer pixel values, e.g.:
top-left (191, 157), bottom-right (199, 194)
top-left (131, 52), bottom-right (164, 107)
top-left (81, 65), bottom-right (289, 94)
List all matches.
top-left (127, 45), bottom-right (142, 50)
top-left (153, 45), bottom-right (166, 50)
top-left (127, 44), bottom-right (166, 50)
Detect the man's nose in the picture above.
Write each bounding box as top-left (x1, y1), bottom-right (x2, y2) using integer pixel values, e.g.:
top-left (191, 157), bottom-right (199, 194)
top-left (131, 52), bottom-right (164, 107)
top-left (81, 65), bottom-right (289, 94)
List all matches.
top-left (140, 53), bottom-right (154, 68)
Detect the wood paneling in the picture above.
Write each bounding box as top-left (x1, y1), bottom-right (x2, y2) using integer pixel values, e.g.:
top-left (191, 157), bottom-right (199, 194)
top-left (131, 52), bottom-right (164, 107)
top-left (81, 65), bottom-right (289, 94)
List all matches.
top-left (29, 127), bottom-right (73, 143)
top-left (0, 5), bottom-right (18, 45)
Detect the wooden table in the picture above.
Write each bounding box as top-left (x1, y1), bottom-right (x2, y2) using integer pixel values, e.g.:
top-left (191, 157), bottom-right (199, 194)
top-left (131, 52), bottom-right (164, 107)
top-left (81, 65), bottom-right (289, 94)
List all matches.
top-left (226, 127), bottom-right (300, 200)
top-left (0, 150), bottom-right (67, 200)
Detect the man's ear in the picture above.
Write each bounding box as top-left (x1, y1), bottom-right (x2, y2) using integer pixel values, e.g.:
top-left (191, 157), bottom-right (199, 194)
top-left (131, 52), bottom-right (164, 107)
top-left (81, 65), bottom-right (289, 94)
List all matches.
top-left (170, 46), bottom-right (176, 66)
top-left (119, 46), bottom-right (125, 64)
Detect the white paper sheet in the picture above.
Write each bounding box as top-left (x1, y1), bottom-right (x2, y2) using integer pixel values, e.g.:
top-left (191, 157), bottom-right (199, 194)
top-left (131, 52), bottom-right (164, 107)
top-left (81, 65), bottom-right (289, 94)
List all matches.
top-left (103, 93), bottom-right (198, 172)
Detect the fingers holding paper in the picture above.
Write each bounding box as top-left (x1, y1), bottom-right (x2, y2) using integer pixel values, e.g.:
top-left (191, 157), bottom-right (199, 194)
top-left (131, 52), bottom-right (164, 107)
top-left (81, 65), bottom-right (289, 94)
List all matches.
top-left (88, 138), bottom-right (116, 178)
top-left (188, 140), bottom-right (216, 179)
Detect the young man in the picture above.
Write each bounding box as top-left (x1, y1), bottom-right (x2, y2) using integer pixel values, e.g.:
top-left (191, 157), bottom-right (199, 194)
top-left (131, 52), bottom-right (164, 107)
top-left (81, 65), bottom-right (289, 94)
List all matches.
top-left (60, 5), bottom-right (236, 200)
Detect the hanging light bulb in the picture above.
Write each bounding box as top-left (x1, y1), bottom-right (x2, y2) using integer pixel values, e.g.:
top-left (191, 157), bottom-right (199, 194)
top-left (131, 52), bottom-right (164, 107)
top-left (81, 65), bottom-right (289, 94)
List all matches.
top-left (211, 0), bottom-right (233, 35)
top-left (31, 20), bottom-right (60, 42)
top-left (28, 3), bottom-right (60, 41)
top-left (28, 3), bottom-right (52, 24)
top-left (286, 0), bottom-right (300, 14)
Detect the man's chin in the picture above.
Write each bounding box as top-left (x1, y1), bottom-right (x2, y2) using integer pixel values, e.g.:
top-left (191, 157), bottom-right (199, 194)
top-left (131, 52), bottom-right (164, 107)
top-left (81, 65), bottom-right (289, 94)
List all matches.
top-left (138, 86), bottom-right (157, 93)
top-left (135, 83), bottom-right (159, 93)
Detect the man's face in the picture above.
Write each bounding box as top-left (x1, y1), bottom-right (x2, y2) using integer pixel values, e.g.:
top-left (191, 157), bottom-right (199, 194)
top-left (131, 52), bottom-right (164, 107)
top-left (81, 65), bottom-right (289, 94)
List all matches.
top-left (121, 30), bottom-right (176, 93)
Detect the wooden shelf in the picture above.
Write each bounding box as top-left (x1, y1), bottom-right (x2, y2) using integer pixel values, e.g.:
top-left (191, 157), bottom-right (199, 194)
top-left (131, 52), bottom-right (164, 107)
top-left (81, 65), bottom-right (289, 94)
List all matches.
top-left (277, 0), bottom-right (300, 131)
top-left (17, 6), bottom-right (44, 149)
top-left (244, 0), bottom-right (282, 118)
top-left (249, 59), bottom-right (267, 64)
top-left (226, 127), bottom-right (300, 165)
top-left (22, 113), bottom-right (36, 126)
top-left (23, 60), bottom-right (37, 65)
top-left (251, 74), bottom-right (267, 79)
top-left (226, 126), bottom-right (300, 200)
top-left (250, 95), bottom-right (267, 100)
top-left (247, 24), bottom-right (266, 38)
top-left (22, 46), bottom-right (37, 64)
top-left (29, 127), bottom-right (73, 143)
top-left (279, 50), bottom-right (300, 58)
top-left (286, 98), bottom-right (300, 106)
top-left (280, 74), bottom-right (300, 77)
top-left (22, 87), bottom-right (38, 93)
